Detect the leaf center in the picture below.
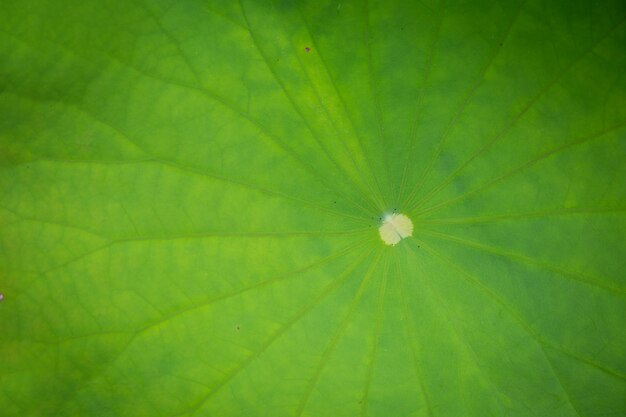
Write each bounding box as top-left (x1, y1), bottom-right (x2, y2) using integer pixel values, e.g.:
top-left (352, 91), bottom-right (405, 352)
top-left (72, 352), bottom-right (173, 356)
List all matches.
top-left (378, 213), bottom-right (413, 246)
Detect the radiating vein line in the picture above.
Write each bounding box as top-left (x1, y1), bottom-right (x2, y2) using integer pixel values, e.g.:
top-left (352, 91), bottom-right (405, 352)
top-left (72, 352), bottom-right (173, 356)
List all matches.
top-left (416, 240), bottom-right (620, 416)
top-left (204, 4), bottom-right (248, 30)
top-left (401, 0), bottom-right (528, 210)
top-left (360, 255), bottom-right (389, 417)
top-left (155, 156), bottom-right (372, 221)
top-left (414, 120), bottom-right (626, 217)
top-left (48, 240), bottom-right (371, 414)
top-left (6, 157), bottom-right (371, 228)
top-left (46, 331), bottom-right (138, 416)
top-left (20, 226), bottom-right (369, 299)
top-left (173, 1), bottom-right (371, 217)
top-left (419, 228), bottom-right (625, 295)
top-left (297, 6), bottom-right (389, 212)
top-left (406, 240), bottom-right (515, 413)
top-left (183, 247), bottom-right (376, 417)
top-left (544, 344), bottom-right (626, 382)
top-left (20, 154), bottom-right (370, 224)
top-left (31, 331), bottom-right (134, 346)
top-left (544, 359), bottom-right (585, 417)
top-left (10, 157), bottom-right (154, 167)
top-left (0, 204), bottom-right (106, 238)
top-left (420, 206), bottom-right (626, 225)
top-left (4, 154), bottom-right (370, 234)
top-left (295, 249), bottom-right (383, 417)
top-left (138, 241), bottom-right (370, 339)
top-left (395, 255), bottom-right (435, 417)
top-left (408, 16), bottom-right (626, 213)
top-left (22, 242), bottom-right (117, 290)
top-left (272, 2), bottom-right (377, 210)
top-left (132, 0), bottom-right (204, 87)
top-left (397, 0), bottom-right (446, 205)
top-left (286, 9), bottom-right (384, 214)
top-left (286, 65), bottom-right (376, 213)
top-left (420, 240), bottom-right (626, 381)
top-left (0, 30), bottom-right (375, 220)
top-left (239, 0), bottom-right (379, 216)
top-left (115, 227), bottom-right (372, 242)
top-left (0, 89), bottom-right (148, 157)
top-left (146, 86), bottom-right (352, 215)
top-left (363, 0), bottom-right (392, 204)
top-left (54, 240), bottom-right (366, 416)
top-left (126, 8), bottom-right (373, 219)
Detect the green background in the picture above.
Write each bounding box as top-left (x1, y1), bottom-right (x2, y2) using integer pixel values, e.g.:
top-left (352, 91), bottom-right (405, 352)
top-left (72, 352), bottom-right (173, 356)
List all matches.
top-left (1, 0), bottom-right (625, 416)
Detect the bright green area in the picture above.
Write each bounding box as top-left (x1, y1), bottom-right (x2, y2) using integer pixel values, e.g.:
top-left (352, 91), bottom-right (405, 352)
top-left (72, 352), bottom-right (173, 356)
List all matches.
top-left (1, 0), bottom-right (625, 416)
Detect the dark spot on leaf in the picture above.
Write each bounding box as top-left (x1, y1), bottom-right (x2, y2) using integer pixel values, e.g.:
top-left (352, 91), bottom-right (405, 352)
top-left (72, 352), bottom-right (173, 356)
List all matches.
top-left (305, 47), bottom-right (311, 53)
top-left (235, 325), bottom-right (240, 331)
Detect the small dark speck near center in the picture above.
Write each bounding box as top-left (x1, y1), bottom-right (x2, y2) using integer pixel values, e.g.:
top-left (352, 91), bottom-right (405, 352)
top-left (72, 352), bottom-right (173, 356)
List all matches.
top-left (305, 47), bottom-right (311, 52)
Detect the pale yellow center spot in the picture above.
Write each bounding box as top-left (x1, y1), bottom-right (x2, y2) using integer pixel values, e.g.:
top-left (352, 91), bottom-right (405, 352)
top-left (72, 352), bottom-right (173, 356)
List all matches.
top-left (378, 213), bottom-right (413, 246)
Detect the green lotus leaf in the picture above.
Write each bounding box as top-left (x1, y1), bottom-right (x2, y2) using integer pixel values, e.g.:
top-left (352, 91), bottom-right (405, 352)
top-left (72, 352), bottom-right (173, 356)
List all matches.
top-left (1, 0), bottom-right (625, 416)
